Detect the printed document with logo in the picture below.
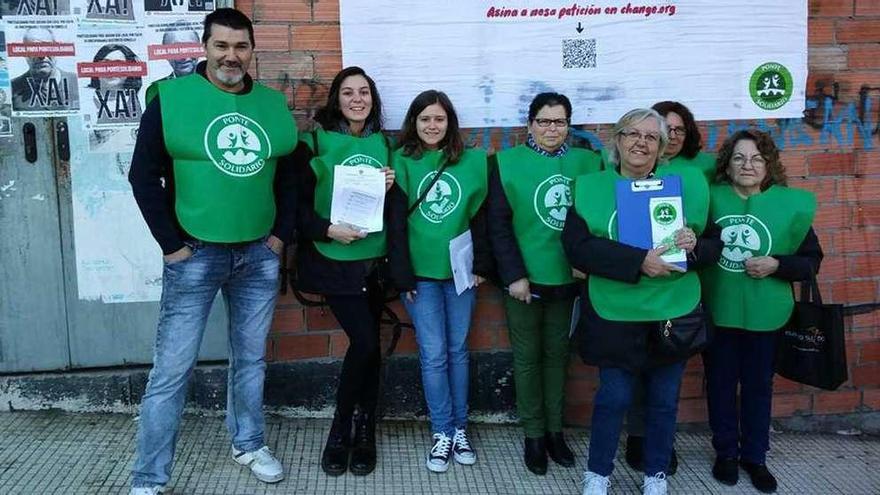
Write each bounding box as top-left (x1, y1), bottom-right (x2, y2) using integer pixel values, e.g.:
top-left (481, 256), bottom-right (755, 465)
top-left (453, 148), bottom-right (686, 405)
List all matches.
top-left (449, 229), bottom-right (475, 295)
top-left (330, 165), bottom-right (385, 233)
top-left (615, 175), bottom-right (687, 270)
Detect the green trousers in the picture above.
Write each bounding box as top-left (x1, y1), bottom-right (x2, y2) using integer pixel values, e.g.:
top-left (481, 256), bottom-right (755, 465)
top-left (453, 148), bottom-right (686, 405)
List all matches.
top-left (503, 295), bottom-right (574, 438)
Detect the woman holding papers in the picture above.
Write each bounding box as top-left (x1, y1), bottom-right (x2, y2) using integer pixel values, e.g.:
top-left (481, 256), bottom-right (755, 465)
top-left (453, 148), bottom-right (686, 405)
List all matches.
top-left (487, 92), bottom-right (602, 476)
top-left (622, 102), bottom-right (711, 475)
top-left (293, 66), bottom-right (397, 477)
top-left (701, 129), bottom-right (822, 494)
top-left (387, 90), bottom-right (492, 473)
top-left (651, 101), bottom-right (715, 183)
top-left (561, 108), bottom-right (720, 495)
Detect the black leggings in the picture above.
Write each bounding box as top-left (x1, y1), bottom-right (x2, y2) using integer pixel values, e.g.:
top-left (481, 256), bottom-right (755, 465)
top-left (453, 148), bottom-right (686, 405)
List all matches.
top-left (325, 279), bottom-right (384, 419)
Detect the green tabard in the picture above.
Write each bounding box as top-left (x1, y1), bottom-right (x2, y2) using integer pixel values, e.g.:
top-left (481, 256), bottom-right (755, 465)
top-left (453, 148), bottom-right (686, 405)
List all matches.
top-left (156, 74), bottom-right (297, 243)
top-left (573, 166), bottom-right (709, 321)
top-left (394, 148), bottom-right (488, 279)
top-left (497, 145), bottom-right (602, 285)
top-left (701, 184), bottom-right (816, 331)
top-left (667, 151), bottom-right (717, 184)
top-left (305, 129), bottom-right (389, 261)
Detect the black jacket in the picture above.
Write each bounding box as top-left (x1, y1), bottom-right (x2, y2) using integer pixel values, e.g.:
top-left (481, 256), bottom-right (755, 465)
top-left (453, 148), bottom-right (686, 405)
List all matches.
top-left (486, 156), bottom-right (579, 300)
top-left (292, 139), bottom-right (403, 296)
top-left (562, 205), bottom-right (723, 371)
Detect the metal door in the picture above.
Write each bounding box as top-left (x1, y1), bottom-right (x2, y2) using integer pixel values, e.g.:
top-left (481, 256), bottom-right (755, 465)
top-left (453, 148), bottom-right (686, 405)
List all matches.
top-left (0, 118), bottom-right (71, 372)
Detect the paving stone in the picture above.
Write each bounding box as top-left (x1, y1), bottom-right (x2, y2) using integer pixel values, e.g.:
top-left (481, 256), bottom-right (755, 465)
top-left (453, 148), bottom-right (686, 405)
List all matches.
top-left (0, 411), bottom-right (877, 494)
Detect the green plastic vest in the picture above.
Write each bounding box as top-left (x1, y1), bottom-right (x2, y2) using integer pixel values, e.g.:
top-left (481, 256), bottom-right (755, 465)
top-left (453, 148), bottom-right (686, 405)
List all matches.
top-left (394, 148), bottom-right (488, 279)
top-left (156, 75), bottom-right (297, 242)
top-left (306, 129), bottom-right (390, 261)
top-left (667, 151), bottom-right (717, 184)
top-left (497, 145), bottom-right (602, 285)
top-left (574, 167), bottom-right (709, 321)
top-left (701, 184), bottom-right (816, 331)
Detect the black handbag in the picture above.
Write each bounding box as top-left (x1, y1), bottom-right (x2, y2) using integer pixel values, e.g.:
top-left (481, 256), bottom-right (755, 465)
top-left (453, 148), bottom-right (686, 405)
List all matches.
top-left (775, 273), bottom-right (847, 390)
top-left (652, 303), bottom-right (712, 360)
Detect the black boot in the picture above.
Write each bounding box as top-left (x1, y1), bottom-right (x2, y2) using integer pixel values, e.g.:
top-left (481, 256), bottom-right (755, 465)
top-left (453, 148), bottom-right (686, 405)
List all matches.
top-left (545, 431), bottom-right (575, 467)
top-left (625, 435), bottom-right (644, 471)
top-left (741, 461), bottom-right (777, 493)
top-left (523, 437), bottom-right (547, 475)
top-left (350, 410), bottom-right (377, 476)
top-left (321, 412), bottom-right (351, 476)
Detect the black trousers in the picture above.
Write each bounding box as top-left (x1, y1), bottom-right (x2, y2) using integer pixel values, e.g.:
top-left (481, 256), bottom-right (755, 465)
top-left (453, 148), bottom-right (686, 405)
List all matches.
top-left (325, 279), bottom-right (384, 419)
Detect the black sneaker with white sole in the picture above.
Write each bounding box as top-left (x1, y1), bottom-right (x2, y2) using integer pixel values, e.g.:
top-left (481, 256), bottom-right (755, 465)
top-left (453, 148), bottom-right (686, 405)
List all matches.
top-left (452, 428), bottom-right (476, 465)
top-left (426, 432), bottom-right (452, 473)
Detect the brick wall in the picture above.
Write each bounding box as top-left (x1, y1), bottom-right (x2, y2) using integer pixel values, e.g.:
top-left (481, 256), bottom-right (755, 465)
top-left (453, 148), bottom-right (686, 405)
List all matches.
top-left (241, 0), bottom-right (880, 424)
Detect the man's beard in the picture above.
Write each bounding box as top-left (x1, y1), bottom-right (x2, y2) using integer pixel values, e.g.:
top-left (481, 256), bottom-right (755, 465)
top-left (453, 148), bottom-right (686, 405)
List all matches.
top-left (213, 64), bottom-right (244, 87)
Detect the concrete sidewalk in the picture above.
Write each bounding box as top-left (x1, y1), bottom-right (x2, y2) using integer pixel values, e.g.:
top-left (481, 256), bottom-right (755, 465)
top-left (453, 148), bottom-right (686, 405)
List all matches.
top-left (0, 411), bottom-right (877, 494)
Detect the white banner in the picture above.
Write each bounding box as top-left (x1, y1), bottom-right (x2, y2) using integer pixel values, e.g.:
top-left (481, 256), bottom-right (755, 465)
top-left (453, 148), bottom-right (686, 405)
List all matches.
top-left (340, 0), bottom-right (808, 129)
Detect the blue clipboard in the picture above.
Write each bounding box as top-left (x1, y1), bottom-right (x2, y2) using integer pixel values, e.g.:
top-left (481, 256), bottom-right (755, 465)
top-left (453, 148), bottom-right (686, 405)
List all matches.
top-left (615, 175), bottom-right (686, 269)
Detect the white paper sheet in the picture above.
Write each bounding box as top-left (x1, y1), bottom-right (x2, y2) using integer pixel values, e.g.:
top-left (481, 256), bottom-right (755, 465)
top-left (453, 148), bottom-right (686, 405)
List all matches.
top-left (330, 165), bottom-right (385, 233)
top-left (449, 229), bottom-right (475, 295)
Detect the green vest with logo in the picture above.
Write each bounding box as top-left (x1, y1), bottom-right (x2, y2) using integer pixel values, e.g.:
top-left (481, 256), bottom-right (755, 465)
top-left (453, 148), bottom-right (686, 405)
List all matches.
top-left (497, 145), bottom-right (602, 285)
top-left (306, 128), bottom-right (389, 261)
top-left (668, 151), bottom-right (716, 184)
top-left (156, 75), bottom-right (297, 242)
top-left (574, 167), bottom-right (709, 321)
top-left (394, 148), bottom-right (488, 279)
top-left (701, 184), bottom-right (816, 331)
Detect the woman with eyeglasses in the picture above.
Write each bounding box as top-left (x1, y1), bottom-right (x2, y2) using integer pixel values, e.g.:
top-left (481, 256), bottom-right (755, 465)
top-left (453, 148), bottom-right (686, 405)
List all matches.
top-left (622, 100), bottom-right (714, 474)
top-left (562, 108), bottom-right (720, 495)
top-left (651, 101), bottom-right (715, 183)
top-left (387, 90), bottom-right (492, 473)
top-left (488, 92), bottom-right (601, 475)
top-left (701, 129), bottom-right (821, 494)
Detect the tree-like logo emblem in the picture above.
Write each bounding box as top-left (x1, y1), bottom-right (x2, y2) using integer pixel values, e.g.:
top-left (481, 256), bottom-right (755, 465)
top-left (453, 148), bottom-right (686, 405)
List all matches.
top-left (749, 62), bottom-right (794, 111)
top-left (533, 174), bottom-right (572, 231)
top-left (203, 113), bottom-right (271, 177)
top-left (417, 171), bottom-right (461, 223)
top-left (717, 214), bottom-right (773, 272)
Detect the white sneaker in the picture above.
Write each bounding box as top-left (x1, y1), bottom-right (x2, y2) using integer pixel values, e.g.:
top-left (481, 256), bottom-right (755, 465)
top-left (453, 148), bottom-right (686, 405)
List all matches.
top-left (129, 486), bottom-right (165, 495)
top-left (582, 471), bottom-right (610, 495)
top-left (643, 472), bottom-right (668, 495)
top-left (426, 432), bottom-right (453, 473)
top-left (452, 428), bottom-right (477, 465)
top-left (232, 445), bottom-right (284, 483)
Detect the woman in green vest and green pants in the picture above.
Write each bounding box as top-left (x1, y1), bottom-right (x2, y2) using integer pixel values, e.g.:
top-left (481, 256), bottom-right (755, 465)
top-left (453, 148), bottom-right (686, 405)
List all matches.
top-left (387, 90), bottom-right (493, 473)
top-left (702, 129), bottom-right (822, 493)
top-left (488, 92), bottom-right (602, 475)
top-left (293, 66), bottom-right (397, 477)
top-left (562, 108), bottom-right (720, 495)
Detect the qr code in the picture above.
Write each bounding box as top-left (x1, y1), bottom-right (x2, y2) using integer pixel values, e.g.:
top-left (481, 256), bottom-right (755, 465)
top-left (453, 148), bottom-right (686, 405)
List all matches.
top-left (562, 39), bottom-right (597, 69)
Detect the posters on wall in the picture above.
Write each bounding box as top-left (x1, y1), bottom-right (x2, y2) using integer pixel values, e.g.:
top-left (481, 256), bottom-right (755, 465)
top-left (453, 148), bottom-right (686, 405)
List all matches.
top-left (76, 26), bottom-right (146, 152)
top-left (0, 31), bottom-right (13, 137)
top-left (5, 15), bottom-right (80, 116)
top-left (340, 0), bottom-right (808, 129)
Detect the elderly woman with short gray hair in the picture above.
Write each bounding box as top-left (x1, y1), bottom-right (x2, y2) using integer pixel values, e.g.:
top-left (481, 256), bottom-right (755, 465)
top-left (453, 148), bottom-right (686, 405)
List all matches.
top-left (562, 108), bottom-right (721, 495)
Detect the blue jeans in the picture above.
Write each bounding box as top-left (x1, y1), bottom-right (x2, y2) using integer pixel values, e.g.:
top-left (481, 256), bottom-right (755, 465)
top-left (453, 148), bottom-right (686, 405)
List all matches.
top-left (131, 239), bottom-right (280, 488)
top-left (587, 361), bottom-right (686, 477)
top-left (403, 281), bottom-right (475, 435)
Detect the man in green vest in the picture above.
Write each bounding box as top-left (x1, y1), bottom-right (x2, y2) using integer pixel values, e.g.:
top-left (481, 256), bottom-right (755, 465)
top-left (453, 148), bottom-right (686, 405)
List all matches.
top-left (128, 9), bottom-right (298, 494)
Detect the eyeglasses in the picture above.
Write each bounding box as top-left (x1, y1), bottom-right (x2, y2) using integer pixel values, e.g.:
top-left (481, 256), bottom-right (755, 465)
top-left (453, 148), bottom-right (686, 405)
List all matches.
top-left (619, 129), bottom-right (660, 145)
top-left (534, 118), bottom-right (569, 128)
top-left (667, 126), bottom-right (686, 137)
top-left (730, 154), bottom-right (767, 168)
